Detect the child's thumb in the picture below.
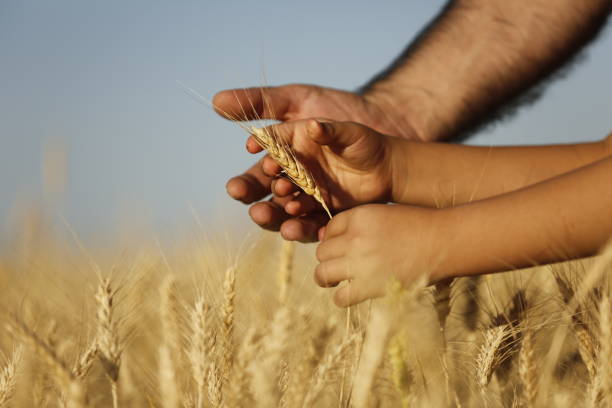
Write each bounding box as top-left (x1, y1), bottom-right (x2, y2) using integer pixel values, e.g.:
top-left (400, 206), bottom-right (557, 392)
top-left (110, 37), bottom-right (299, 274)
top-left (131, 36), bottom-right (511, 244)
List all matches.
top-left (306, 119), bottom-right (361, 149)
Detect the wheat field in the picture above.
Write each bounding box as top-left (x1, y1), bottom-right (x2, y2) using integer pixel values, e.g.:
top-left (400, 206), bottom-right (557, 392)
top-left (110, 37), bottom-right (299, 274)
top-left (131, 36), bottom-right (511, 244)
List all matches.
top-left (0, 210), bottom-right (610, 408)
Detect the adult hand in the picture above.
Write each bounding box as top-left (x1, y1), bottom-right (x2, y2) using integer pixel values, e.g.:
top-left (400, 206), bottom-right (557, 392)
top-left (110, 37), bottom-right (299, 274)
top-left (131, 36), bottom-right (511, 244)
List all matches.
top-left (213, 84), bottom-right (417, 242)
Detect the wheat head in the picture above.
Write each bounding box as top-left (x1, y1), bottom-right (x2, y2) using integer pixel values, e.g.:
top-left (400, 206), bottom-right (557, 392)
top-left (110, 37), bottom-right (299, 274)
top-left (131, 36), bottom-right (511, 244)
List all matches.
top-left (249, 126), bottom-right (332, 218)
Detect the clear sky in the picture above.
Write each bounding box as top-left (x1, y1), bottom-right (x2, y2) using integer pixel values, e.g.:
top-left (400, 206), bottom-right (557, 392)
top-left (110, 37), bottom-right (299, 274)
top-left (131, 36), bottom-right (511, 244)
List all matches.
top-left (1, 0), bottom-right (611, 241)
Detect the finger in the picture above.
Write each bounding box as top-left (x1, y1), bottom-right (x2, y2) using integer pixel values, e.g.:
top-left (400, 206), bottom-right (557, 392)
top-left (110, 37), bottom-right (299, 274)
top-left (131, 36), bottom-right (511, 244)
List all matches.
top-left (316, 237), bottom-right (346, 262)
top-left (248, 200), bottom-right (291, 231)
top-left (280, 213), bottom-right (329, 243)
top-left (262, 155), bottom-right (282, 178)
top-left (284, 192), bottom-right (319, 216)
top-left (323, 211), bottom-right (350, 241)
top-left (334, 280), bottom-right (371, 308)
top-left (272, 178), bottom-right (298, 197)
top-left (314, 258), bottom-right (352, 288)
top-left (306, 119), bottom-right (365, 149)
top-left (226, 160), bottom-right (272, 204)
top-left (212, 86), bottom-right (301, 121)
top-left (318, 226), bottom-right (327, 241)
top-left (246, 136), bottom-right (264, 154)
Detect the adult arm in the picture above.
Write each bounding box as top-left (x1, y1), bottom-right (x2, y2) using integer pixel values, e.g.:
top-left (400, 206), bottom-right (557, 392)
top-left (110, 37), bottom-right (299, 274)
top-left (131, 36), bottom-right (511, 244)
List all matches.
top-left (362, 0), bottom-right (612, 141)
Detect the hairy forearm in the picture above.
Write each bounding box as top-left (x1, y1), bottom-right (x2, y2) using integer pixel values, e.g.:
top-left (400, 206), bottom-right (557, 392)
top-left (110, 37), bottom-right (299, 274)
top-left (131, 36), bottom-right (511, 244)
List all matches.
top-left (434, 156), bottom-right (612, 280)
top-left (363, 0), bottom-right (611, 141)
top-left (390, 133), bottom-right (611, 207)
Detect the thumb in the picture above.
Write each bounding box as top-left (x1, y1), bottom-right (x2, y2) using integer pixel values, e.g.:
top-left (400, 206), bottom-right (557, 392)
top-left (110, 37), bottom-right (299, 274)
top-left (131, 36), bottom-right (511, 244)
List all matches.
top-left (213, 85), bottom-right (303, 121)
top-left (306, 119), bottom-right (364, 149)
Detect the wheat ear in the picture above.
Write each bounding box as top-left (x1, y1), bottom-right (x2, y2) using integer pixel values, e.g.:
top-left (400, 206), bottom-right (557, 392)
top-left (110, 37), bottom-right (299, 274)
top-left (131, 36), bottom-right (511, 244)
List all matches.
top-left (187, 296), bottom-right (213, 408)
top-left (8, 316), bottom-right (86, 408)
top-left (95, 278), bottom-right (121, 408)
top-left (0, 346), bottom-right (22, 408)
top-left (518, 325), bottom-right (537, 407)
top-left (249, 126), bottom-right (332, 218)
top-left (72, 342), bottom-right (98, 381)
top-left (476, 325), bottom-right (509, 390)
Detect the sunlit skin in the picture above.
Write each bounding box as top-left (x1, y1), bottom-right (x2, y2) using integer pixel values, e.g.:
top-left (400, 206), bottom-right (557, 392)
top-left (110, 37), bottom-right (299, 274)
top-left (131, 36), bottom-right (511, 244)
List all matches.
top-left (243, 119), bottom-right (612, 306)
top-left (214, 0), bottom-right (612, 306)
top-left (215, 0), bottom-right (610, 243)
top-left (213, 85), bottom-right (417, 241)
top-left (308, 124), bottom-right (612, 306)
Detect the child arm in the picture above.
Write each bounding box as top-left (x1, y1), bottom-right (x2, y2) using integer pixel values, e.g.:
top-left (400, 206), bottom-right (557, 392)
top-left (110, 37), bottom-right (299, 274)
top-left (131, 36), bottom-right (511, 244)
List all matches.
top-left (439, 154), bottom-right (612, 278)
top-left (390, 133), bottom-right (612, 207)
top-left (316, 155), bottom-right (612, 306)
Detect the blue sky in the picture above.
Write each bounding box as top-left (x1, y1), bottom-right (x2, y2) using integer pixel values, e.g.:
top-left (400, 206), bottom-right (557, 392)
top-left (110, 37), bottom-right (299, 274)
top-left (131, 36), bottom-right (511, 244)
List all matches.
top-left (1, 0), bottom-right (611, 241)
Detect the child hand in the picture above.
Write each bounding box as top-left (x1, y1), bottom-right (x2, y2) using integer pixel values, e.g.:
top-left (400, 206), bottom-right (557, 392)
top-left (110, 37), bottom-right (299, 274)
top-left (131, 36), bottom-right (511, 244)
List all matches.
top-left (314, 204), bottom-right (448, 307)
top-left (248, 119), bottom-right (397, 217)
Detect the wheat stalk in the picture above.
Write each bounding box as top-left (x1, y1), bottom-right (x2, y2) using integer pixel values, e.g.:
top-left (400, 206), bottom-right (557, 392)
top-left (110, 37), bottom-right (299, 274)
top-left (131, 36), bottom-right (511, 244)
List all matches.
top-left (251, 306), bottom-right (292, 407)
top-left (278, 240), bottom-right (295, 306)
top-left (159, 275), bottom-right (181, 408)
top-left (388, 332), bottom-right (414, 408)
top-left (303, 331), bottom-right (360, 407)
top-left (227, 328), bottom-right (260, 408)
top-left (284, 317), bottom-right (334, 408)
top-left (8, 316), bottom-right (86, 408)
top-left (352, 306), bottom-right (392, 408)
top-left (249, 126), bottom-right (332, 218)
top-left (221, 266), bottom-right (236, 383)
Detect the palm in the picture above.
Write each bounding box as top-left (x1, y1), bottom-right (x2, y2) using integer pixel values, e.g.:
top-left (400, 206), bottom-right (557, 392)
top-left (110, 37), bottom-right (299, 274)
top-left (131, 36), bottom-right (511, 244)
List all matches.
top-left (280, 85), bottom-right (405, 137)
top-left (273, 119), bottom-right (391, 211)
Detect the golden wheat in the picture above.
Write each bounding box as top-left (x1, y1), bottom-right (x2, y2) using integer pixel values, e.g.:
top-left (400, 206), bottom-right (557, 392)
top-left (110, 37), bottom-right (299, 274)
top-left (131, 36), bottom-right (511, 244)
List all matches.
top-left (0, 216), bottom-right (610, 407)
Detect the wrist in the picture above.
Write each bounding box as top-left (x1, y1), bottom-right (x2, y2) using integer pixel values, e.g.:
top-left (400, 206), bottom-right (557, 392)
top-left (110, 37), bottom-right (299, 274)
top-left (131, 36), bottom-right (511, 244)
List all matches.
top-left (363, 80), bottom-right (453, 142)
top-left (386, 137), bottom-right (413, 204)
top-left (419, 206), bottom-right (460, 283)
top-left (361, 85), bottom-right (434, 142)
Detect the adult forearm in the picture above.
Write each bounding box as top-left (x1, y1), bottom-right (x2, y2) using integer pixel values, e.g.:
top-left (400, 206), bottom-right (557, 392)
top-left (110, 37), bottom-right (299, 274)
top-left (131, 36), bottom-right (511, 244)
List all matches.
top-left (390, 133), bottom-right (612, 207)
top-left (435, 156), bottom-right (612, 280)
top-left (363, 0), bottom-right (611, 141)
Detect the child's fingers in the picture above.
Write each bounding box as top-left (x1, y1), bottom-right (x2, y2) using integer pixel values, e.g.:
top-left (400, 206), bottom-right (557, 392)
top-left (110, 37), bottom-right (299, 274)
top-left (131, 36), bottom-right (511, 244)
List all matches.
top-left (262, 155), bottom-right (282, 177)
top-left (307, 119), bottom-right (363, 148)
top-left (314, 258), bottom-right (352, 288)
top-left (322, 211), bottom-right (350, 240)
top-left (316, 237), bottom-right (345, 262)
top-left (272, 178), bottom-right (298, 197)
top-left (284, 193), bottom-right (319, 216)
top-left (318, 226), bottom-right (326, 241)
top-left (334, 281), bottom-right (370, 308)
